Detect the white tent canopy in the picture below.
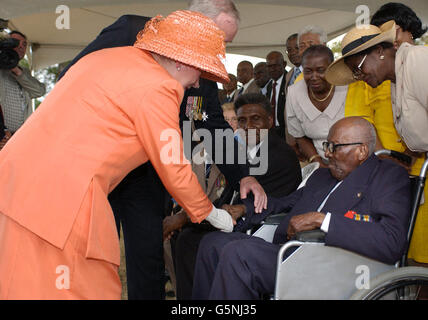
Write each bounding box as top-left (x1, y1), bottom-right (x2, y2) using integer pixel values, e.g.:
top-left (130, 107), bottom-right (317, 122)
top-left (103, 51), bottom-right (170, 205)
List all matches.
top-left (1, 0), bottom-right (427, 70)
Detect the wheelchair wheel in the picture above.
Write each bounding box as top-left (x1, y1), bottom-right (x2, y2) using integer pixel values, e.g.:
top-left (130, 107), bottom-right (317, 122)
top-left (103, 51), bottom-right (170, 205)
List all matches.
top-left (350, 267), bottom-right (428, 300)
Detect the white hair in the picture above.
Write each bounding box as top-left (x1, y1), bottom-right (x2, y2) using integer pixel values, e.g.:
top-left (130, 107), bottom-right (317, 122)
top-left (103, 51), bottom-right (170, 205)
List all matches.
top-left (365, 121), bottom-right (377, 156)
top-left (188, 0), bottom-right (240, 21)
top-left (298, 25), bottom-right (328, 44)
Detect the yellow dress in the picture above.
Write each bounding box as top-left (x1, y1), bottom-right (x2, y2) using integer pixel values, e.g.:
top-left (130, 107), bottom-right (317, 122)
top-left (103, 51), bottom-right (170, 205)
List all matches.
top-left (345, 80), bottom-right (428, 263)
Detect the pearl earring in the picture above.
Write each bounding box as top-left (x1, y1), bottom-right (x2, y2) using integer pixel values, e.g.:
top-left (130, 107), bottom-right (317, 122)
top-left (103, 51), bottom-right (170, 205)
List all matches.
top-left (380, 55), bottom-right (385, 60)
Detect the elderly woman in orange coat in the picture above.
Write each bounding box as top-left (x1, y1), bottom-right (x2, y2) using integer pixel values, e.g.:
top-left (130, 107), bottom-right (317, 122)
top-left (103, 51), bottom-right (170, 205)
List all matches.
top-left (0, 11), bottom-right (234, 299)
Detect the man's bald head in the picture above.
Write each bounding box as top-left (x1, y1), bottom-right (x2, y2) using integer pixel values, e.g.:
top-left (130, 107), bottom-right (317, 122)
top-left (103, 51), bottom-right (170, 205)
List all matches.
top-left (329, 117), bottom-right (377, 156)
top-left (266, 51), bottom-right (286, 81)
top-left (326, 117), bottom-right (377, 180)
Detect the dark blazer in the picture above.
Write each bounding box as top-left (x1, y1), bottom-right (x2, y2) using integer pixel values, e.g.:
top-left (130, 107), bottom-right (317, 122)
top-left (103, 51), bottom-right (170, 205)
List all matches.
top-left (216, 130), bottom-right (302, 211)
top-left (247, 130), bottom-right (301, 198)
top-left (59, 15), bottom-right (151, 79)
top-left (242, 155), bottom-right (411, 264)
top-left (231, 130), bottom-right (302, 230)
top-left (266, 74), bottom-right (287, 139)
top-left (0, 108), bottom-right (4, 141)
top-left (182, 79), bottom-right (249, 188)
top-left (59, 14), bottom-right (249, 189)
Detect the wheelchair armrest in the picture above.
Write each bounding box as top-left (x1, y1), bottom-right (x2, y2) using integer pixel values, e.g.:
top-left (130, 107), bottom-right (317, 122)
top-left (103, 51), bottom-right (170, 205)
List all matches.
top-left (295, 229), bottom-right (326, 243)
top-left (263, 212), bottom-right (287, 225)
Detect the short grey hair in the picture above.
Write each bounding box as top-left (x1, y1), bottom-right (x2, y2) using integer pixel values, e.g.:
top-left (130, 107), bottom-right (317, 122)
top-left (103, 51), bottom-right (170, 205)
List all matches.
top-left (349, 117), bottom-right (377, 156)
top-left (364, 121), bottom-right (377, 156)
top-left (297, 25), bottom-right (328, 44)
top-left (188, 0), bottom-right (240, 21)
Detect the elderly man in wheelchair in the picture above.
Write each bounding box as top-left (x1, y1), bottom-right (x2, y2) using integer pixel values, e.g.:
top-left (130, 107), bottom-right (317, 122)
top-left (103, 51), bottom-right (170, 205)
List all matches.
top-left (192, 116), bottom-right (428, 300)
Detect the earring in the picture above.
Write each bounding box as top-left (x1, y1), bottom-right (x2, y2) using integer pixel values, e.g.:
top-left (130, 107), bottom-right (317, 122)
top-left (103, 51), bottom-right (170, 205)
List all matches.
top-left (177, 66), bottom-right (181, 71)
top-left (380, 55), bottom-right (385, 60)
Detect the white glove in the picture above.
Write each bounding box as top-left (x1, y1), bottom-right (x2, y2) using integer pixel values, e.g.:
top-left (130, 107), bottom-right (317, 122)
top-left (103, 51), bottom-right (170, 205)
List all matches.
top-left (205, 205), bottom-right (234, 233)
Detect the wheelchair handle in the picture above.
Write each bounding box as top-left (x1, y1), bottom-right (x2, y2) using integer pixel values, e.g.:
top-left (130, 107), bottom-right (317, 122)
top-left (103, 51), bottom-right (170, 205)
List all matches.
top-left (374, 149), bottom-right (412, 165)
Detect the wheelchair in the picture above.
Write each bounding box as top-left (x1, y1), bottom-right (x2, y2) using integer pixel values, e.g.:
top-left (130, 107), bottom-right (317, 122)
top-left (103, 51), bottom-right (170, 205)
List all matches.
top-left (252, 150), bottom-right (428, 300)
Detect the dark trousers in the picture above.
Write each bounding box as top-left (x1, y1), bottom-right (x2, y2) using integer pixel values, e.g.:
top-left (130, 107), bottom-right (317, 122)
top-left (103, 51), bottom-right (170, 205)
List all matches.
top-left (192, 231), bottom-right (280, 300)
top-left (172, 223), bottom-right (216, 299)
top-left (109, 162), bottom-right (167, 300)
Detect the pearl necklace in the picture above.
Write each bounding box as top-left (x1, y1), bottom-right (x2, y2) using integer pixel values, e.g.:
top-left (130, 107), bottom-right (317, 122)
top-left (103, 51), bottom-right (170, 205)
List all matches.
top-left (310, 85), bottom-right (335, 102)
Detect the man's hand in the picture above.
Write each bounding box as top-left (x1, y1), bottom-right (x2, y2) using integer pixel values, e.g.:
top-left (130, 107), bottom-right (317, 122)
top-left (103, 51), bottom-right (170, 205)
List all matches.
top-left (0, 131), bottom-right (12, 150)
top-left (240, 176), bottom-right (267, 214)
top-left (286, 211), bottom-right (325, 240)
top-left (10, 66), bottom-right (23, 77)
top-left (162, 210), bottom-right (189, 240)
top-left (222, 204), bottom-right (246, 221)
top-left (205, 206), bottom-right (236, 232)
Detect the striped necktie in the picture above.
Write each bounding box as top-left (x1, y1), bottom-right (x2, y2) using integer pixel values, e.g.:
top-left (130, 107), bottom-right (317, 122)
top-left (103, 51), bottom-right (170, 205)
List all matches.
top-left (289, 68), bottom-right (301, 86)
top-left (270, 80), bottom-right (277, 124)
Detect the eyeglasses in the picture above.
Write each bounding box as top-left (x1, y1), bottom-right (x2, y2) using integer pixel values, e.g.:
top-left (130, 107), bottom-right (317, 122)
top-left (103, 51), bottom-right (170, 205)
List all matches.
top-left (322, 141), bottom-right (363, 153)
top-left (298, 41), bottom-right (316, 51)
top-left (352, 54), bottom-right (367, 80)
top-left (285, 45), bottom-right (299, 55)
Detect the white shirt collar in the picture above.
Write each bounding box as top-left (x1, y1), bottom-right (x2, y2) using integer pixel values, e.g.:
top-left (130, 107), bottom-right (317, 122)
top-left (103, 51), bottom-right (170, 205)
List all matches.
top-left (247, 140), bottom-right (264, 163)
top-left (242, 78), bottom-right (255, 91)
top-left (260, 80), bottom-right (271, 95)
top-left (227, 89), bottom-right (237, 98)
top-left (271, 73), bottom-right (284, 86)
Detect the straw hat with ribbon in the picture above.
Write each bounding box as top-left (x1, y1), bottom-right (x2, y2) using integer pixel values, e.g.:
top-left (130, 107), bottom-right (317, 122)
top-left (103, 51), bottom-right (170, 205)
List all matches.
top-left (134, 10), bottom-right (230, 84)
top-left (325, 20), bottom-right (396, 86)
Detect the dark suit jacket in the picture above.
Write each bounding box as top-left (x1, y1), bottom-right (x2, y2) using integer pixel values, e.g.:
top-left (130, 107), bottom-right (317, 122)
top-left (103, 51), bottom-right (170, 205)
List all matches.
top-left (247, 130), bottom-right (301, 198)
top-left (266, 74), bottom-right (287, 139)
top-left (59, 15), bottom-right (151, 79)
top-left (0, 106), bottom-right (5, 141)
top-left (226, 130), bottom-right (301, 231)
top-left (59, 14), bottom-right (249, 189)
top-left (182, 79), bottom-right (249, 188)
top-left (242, 155), bottom-right (411, 264)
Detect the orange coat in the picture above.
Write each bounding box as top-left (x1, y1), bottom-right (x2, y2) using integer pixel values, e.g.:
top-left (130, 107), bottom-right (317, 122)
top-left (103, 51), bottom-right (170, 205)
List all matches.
top-left (0, 47), bottom-right (212, 299)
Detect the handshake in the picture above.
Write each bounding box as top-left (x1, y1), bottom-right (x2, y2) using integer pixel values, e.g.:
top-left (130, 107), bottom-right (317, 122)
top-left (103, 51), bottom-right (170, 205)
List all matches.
top-left (162, 203), bottom-right (247, 240)
top-left (205, 204), bottom-right (247, 232)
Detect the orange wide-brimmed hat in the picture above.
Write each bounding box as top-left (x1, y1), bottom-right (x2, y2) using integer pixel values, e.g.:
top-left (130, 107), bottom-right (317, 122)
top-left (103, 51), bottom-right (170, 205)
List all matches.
top-left (134, 10), bottom-right (230, 84)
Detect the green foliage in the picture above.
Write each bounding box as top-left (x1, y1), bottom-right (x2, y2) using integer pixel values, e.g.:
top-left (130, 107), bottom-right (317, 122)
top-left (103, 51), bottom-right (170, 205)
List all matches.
top-left (415, 33), bottom-right (428, 45)
top-left (328, 40), bottom-right (342, 58)
top-left (33, 61), bottom-right (70, 108)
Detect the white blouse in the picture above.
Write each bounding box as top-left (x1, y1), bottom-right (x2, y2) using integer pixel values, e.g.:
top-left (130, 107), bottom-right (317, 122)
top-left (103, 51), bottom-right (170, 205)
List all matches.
top-left (286, 80), bottom-right (348, 159)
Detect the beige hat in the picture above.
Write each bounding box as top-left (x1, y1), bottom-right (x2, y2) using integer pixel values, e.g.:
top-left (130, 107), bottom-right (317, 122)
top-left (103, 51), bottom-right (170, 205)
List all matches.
top-left (134, 10), bottom-right (229, 84)
top-left (325, 20), bottom-right (396, 86)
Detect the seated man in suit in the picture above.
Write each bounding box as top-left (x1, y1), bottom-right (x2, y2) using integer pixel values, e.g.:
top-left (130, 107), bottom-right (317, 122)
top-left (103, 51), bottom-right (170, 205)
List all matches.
top-left (192, 116), bottom-right (411, 300)
top-left (168, 93), bottom-right (302, 299)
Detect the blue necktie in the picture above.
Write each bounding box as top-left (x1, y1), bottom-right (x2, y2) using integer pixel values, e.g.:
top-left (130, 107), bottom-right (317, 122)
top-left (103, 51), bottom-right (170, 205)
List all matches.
top-left (289, 68), bottom-right (301, 86)
top-left (205, 162), bottom-right (212, 188)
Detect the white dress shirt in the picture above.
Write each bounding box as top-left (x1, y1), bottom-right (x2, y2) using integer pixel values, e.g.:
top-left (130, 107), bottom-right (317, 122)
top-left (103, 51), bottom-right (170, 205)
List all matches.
top-left (270, 74), bottom-right (284, 126)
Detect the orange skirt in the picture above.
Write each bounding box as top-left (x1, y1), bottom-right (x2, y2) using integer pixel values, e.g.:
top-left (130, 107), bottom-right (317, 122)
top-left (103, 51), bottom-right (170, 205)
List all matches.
top-left (0, 200), bottom-right (121, 299)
